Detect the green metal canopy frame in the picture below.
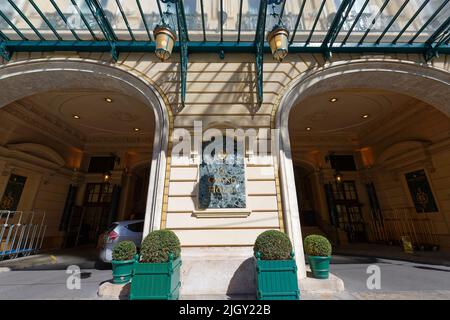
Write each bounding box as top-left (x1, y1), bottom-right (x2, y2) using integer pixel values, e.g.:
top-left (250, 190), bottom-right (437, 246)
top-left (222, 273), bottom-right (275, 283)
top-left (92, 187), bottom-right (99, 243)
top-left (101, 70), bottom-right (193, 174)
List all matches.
top-left (0, 0), bottom-right (449, 105)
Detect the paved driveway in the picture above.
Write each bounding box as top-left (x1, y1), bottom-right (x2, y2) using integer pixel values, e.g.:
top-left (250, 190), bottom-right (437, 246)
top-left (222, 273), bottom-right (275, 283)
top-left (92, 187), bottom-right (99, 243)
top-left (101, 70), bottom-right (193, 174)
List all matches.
top-left (304, 255), bottom-right (450, 299)
top-left (0, 246), bottom-right (112, 300)
top-left (2, 251), bottom-right (450, 299)
top-left (0, 267), bottom-right (111, 300)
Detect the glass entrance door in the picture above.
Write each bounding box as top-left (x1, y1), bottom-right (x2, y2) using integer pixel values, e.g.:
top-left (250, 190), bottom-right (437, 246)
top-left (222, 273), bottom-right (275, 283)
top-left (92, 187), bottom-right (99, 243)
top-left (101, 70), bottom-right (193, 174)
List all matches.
top-left (334, 181), bottom-right (367, 243)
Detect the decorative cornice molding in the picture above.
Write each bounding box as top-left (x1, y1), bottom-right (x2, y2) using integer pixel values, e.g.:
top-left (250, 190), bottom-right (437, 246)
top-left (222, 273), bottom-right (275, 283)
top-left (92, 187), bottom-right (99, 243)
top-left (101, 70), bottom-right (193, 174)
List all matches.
top-left (3, 100), bottom-right (85, 148)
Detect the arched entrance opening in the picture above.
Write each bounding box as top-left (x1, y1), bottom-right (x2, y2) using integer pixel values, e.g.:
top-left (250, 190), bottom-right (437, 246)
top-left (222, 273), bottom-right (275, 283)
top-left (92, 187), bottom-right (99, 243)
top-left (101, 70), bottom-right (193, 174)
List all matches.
top-left (125, 161), bottom-right (152, 221)
top-left (276, 60), bottom-right (450, 277)
top-left (0, 59), bottom-right (169, 253)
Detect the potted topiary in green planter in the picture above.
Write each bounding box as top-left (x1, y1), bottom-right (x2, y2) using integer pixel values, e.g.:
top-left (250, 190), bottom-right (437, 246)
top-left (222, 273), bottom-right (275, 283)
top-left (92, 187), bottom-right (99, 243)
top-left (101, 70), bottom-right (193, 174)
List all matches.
top-left (111, 240), bottom-right (137, 284)
top-left (304, 234), bottom-right (332, 279)
top-left (129, 230), bottom-right (181, 300)
top-left (254, 230), bottom-right (300, 300)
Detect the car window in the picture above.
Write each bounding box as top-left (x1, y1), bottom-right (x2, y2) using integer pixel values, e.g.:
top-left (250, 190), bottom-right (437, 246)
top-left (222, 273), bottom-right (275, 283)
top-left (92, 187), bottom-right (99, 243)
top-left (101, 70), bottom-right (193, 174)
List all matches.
top-left (126, 222), bottom-right (144, 233)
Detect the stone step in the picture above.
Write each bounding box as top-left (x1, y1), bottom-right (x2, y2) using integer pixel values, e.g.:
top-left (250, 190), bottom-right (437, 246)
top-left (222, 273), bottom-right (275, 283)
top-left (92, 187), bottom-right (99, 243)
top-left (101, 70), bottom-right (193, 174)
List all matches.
top-left (98, 247), bottom-right (345, 299)
top-left (180, 247), bottom-right (255, 296)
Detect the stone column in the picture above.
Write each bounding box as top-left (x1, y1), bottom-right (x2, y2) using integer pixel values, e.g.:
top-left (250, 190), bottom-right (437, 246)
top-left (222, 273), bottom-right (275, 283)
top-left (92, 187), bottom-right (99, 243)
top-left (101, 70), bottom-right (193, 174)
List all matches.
top-left (278, 129), bottom-right (307, 279)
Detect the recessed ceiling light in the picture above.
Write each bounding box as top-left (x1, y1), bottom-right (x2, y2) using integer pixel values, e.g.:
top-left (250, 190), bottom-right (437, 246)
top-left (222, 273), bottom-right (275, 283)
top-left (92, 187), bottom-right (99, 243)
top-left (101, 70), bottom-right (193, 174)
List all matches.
top-left (362, 114), bottom-right (369, 118)
top-left (73, 115), bottom-right (80, 119)
top-left (329, 98), bottom-right (338, 103)
top-left (133, 128), bottom-right (140, 132)
top-left (105, 97), bottom-right (113, 103)
top-left (306, 127), bottom-right (312, 131)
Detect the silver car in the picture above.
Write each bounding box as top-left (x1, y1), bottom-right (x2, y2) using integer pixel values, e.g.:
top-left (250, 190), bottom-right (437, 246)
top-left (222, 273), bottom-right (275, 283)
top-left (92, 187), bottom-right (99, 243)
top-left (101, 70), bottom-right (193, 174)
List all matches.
top-left (98, 220), bottom-right (144, 263)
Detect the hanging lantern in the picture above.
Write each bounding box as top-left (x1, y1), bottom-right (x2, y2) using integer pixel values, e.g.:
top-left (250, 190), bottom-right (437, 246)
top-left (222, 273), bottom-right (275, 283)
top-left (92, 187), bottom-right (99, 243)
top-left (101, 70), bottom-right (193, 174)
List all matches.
top-left (153, 24), bottom-right (177, 62)
top-left (267, 26), bottom-right (289, 62)
top-left (153, 3), bottom-right (177, 62)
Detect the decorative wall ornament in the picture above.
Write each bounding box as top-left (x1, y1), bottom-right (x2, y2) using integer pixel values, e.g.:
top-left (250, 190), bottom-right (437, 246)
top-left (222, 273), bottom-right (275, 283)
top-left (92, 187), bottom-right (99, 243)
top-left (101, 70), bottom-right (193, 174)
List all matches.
top-left (198, 138), bottom-right (246, 209)
top-left (404, 169), bottom-right (438, 213)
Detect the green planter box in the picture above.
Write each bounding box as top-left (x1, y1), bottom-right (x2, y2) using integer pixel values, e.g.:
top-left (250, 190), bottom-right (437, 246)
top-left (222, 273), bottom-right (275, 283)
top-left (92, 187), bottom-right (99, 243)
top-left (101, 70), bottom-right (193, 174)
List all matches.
top-left (307, 255), bottom-right (330, 279)
top-left (255, 253), bottom-right (300, 300)
top-left (111, 259), bottom-right (134, 284)
top-left (129, 254), bottom-right (181, 300)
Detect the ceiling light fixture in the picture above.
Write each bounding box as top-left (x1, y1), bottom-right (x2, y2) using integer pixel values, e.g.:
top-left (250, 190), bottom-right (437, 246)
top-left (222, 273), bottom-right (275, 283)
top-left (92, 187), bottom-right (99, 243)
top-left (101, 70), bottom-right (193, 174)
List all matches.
top-left (306, 127), bottom-right (311, 131)
top-left (362, 114), bottom-right (369, 118)
top-left (329, 98), bottom-right (338, 103)
top-left (73, 115), bottom-right (80, 119)
top-left (133, 128), bottom-right (140, 132)
top-left (105, 98), bottom-right (113, 103)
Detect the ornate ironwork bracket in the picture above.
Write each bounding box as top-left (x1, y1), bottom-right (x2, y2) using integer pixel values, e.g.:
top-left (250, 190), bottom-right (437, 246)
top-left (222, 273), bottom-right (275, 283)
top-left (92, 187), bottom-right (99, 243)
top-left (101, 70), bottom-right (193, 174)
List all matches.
top-left (85, 0), bottom-right (119, 62)
top-left (424, 16), bottom-right (450, 62)
top-left (163, 0), bottom-right (189, 106)
top-left (255, 0), bottom-right (269, 105)
top-left (321, 0), bottom-right (353, 61)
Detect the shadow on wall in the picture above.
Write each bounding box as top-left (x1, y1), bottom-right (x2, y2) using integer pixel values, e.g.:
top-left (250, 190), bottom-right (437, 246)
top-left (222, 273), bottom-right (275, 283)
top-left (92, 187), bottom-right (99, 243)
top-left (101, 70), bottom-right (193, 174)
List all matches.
top-left (226, 257), bottom-right (256, 296)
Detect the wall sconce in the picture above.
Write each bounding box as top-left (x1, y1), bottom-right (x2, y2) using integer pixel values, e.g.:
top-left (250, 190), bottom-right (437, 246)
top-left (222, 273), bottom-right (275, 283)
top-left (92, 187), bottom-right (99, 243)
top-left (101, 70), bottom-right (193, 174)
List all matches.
top-left (153, 4), bottom-right (177, 61)
top-left (326, 152), bottom-right (343, 183)
top-left (334, 171), bottom-right (343, 184)
top-left (103, 171), bottom-right (112, 184)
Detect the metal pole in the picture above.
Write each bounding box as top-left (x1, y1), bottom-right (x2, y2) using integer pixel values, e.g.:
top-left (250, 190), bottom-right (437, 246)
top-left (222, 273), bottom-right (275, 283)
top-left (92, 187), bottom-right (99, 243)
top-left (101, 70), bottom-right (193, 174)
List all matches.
top-left (75, 208), bottom-right (86, 247)
top-left (32, 211), bottom-right (46, 254)
top-left (27, 211), bottom-right (41, 256)
top-left (13, 212), bottom-right (28, 258)
top-left (37, 225), bottom-right (47, 252)
top-left (0, 211), bottom-right (11, 250)
top-left (6, 211), bottom-right (23, 259)
top-left (16, 211), bottom-right (35, 258)
top-left (0, 211), bottom-right (12, 260)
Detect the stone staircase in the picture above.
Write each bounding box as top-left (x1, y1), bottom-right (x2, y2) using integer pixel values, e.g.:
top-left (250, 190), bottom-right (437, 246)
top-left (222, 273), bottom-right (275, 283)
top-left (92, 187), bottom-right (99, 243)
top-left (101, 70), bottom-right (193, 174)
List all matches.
top-left (180, 247), bottom-right (256, 296)
top-left (179, 246), bottom-right (344, 297)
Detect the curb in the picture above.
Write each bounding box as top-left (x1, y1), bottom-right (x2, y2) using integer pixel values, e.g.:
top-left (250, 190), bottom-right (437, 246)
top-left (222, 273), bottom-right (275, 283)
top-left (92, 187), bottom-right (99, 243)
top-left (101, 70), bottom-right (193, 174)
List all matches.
top-left (0, 267), bottom-right (11, 273)
top-left (299, 273), bottom-right (345, 294)
top-left (334, 251), bottom-right (450, 267)
top-left (98, 281), bottom-right (130, 300)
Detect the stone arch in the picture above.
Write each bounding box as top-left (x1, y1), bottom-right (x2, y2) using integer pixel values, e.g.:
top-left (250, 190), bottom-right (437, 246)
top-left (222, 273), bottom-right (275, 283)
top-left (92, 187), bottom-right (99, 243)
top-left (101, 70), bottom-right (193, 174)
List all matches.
top-left (0, 58), bottom-right (171, 236)
top-left (274, 58), bottom-right (450, 279)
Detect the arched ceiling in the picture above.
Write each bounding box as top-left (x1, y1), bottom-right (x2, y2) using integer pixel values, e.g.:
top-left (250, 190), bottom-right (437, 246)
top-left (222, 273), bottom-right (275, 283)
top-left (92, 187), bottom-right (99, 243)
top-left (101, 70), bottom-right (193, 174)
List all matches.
top-left (289, 89), bottom-right (416, 137)
top-left (24, 90), bottom-right (155, 139)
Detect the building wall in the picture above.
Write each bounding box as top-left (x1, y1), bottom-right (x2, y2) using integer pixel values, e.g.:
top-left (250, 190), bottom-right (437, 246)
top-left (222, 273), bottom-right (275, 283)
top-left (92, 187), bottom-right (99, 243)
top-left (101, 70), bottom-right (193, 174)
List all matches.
top-left (0, 99), bottom-right (153, 249)
top-left (290, 99), bottom-right (450, 250)
top-left (363, 102), bottom-right (450, 250)
top-left (1, 50), bottom-right (450, 249)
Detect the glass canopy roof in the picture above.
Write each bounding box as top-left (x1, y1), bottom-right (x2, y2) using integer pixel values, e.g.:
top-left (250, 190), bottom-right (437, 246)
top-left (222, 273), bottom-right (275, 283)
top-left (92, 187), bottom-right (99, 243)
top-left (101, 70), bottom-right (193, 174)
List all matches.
top-left (0, 0), bottom-right (449, 57)
top-left (1, 1), bottom-right (449, 104)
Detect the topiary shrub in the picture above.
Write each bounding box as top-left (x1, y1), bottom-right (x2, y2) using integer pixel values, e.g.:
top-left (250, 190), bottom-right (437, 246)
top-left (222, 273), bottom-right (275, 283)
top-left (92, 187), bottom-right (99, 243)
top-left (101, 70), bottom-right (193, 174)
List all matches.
top-left (140, 230), bottom-right (181, 263)
top-left (304, 235), bottom-right (332, 257)
top-left (254, 230), bottom-right (293, 260)
top-left (112, 240), bottom-right (137, 261)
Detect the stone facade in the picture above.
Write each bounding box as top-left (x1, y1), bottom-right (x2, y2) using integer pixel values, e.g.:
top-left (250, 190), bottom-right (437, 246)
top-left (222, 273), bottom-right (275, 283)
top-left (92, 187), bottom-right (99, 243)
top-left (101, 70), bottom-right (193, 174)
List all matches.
top-left (0, 50), bottom-right (449, 282)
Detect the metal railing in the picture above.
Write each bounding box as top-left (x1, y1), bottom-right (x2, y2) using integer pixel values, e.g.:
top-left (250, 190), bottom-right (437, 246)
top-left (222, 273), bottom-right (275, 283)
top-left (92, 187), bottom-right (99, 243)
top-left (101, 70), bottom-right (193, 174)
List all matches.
top-left (365, 207), bottom-right (439, 250)
top-left (0, 210), bottom-right (47, 261)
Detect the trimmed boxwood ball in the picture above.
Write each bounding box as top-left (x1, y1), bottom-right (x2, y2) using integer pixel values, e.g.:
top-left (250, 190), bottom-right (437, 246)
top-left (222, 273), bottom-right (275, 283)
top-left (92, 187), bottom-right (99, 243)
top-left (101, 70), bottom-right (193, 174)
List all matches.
top-left (140, 230), bottom-right (181, 263)
top-left (304, 235), bottom-right (332, 257)
top-left (112, 240), bottom-right (137, 261)
top-left (254, 230), bottom-right (292, 260)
